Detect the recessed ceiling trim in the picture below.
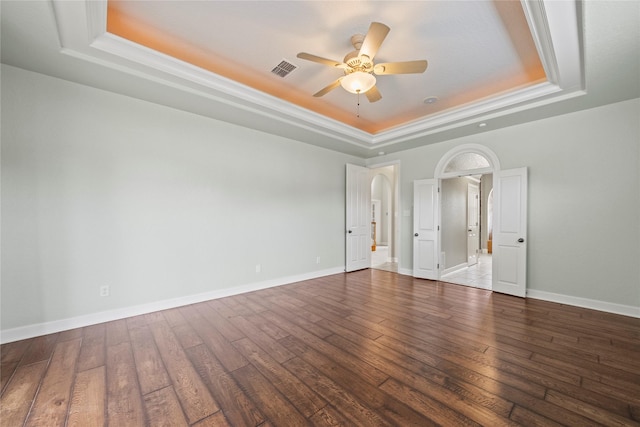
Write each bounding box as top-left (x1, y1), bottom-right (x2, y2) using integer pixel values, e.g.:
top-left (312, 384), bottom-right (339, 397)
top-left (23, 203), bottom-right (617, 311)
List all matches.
top-left (370, 85), bottom-right (586, 152)
top-left (51, 0), bottom-right (584, 153)
top-left (89, 33), bottom-right (375, 147)
top-left (522, 0), bottom-right (560, 85)
top-left (370, 80), bottom-right (560, 145)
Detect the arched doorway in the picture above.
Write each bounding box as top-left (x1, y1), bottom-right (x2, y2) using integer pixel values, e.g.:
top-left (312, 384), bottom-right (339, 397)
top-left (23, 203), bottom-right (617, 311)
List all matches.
top-left (369, 164), bottom-right (398, 273)
top-left (436, 145), bottom-right (498, 289)
top-left (413, 143), bottom-right (528, 297)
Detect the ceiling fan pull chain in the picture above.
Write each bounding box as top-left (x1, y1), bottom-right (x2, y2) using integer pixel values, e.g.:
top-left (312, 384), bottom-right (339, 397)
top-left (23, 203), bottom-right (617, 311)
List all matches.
top-left (357, 90), bottom-right (361, 117)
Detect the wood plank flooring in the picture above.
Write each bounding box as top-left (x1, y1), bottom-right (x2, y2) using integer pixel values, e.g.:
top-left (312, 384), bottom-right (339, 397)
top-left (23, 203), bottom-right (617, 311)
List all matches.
top-left (2, 269), bottom-right (639, 426)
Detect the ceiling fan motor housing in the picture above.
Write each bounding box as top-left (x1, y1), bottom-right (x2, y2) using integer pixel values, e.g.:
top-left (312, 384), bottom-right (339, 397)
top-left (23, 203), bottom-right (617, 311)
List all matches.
top-left (343, 50), bottom-right (374, 74)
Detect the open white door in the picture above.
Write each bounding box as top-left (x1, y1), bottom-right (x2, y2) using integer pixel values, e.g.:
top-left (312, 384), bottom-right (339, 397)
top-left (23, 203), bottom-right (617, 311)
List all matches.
top-left (346, 164), bottom-right (371, 272)
top-left (492, 168), bottom-right (528, 297)
top-left (413, 179), bottom-right (439, 280)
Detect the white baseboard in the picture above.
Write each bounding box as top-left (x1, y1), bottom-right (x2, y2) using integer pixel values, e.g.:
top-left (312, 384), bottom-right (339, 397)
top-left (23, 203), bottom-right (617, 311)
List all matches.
top-left (8, 268), bottom-right (636, 343)
top-left (526, 289), bottom-right (640, 319)
top-left (0, 266), bottom-right (345, 344)
top-left (385, 270), bottom-right (640, 319)
top-left (442, 263), bottom-right (467, 276)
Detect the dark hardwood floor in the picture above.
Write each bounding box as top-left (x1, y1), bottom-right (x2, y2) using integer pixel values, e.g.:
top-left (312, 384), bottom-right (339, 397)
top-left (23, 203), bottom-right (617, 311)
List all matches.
top-left (2, 269), bottom-right (639, 426)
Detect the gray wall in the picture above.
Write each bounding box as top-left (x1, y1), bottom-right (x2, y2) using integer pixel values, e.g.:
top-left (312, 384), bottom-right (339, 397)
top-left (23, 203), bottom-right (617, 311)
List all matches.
top-left (2, 63), bottom-right (639, 334)
top-left (374, 97), bottom-right (640, 308)
top-left (441, 177), bottom-right (468, 269)
top-left (1, 65), bottom-right (362, 331)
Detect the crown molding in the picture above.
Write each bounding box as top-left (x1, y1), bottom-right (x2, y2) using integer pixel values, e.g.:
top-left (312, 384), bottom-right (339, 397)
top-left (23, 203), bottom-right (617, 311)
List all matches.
top-left (51, 0), bottom-right (584, 152)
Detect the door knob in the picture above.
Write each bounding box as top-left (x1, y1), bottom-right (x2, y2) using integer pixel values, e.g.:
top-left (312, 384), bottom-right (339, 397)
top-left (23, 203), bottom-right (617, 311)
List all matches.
top-left (414, 233), bottom-right (419, 237)
top-left (348, 230), bottom-right (352, 234)
top-left (517, 238), bottom-right (524, 243)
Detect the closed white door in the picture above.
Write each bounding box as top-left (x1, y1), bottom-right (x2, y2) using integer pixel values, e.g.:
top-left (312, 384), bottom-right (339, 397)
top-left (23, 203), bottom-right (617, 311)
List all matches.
top-left (467, 182), bottom-right (480, 266)
top-left (346, 164), bottom-right (371, 272)
top-left (413, 179), bottom-right (439, 280)
top-left (492, 168), bottom-right (528, 297)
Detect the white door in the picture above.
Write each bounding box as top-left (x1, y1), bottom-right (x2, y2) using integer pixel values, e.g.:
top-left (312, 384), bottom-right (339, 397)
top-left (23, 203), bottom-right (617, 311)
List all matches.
top-left (492, 168), bottom-right (528, 297)
top-left (467, 183), bottom-right (480, 266)
top-left (346, 164), bottom-right (371, 272)
top-left (413, 179), bottom-right (439, 280)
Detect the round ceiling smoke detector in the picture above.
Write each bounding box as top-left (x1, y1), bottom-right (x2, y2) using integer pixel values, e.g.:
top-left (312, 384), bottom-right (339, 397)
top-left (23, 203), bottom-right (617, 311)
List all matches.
top-left (424, 96), bottom-right (438, 104)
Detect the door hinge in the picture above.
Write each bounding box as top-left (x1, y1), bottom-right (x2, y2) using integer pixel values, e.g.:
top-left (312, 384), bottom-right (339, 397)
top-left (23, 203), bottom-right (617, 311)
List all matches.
top-left (437, 263), bottom-right (440, 269)
top-left (437, 225), bottom-right (440, 231)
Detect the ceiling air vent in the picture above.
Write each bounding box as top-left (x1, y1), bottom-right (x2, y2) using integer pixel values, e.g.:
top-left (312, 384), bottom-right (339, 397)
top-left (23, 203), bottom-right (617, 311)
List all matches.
top-left (271, 59), bottom-right (297, 78)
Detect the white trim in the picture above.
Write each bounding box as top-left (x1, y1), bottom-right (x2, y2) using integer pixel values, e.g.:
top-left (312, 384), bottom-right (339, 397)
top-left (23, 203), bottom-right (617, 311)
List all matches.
top-left (358, 272), bottom-right (640, 319)
top-left (371, 81), bottom-right (560, 146)
top-left (434, 144), bottom-right (501, 179)
top-left (527, 289), bottom-right (640, 319)
top-left (522, 0), bottom-right (559, 85)
top-left (0, 267), bottom-right (344, 344)
top-left (442, 263), bottom-right (468, 276)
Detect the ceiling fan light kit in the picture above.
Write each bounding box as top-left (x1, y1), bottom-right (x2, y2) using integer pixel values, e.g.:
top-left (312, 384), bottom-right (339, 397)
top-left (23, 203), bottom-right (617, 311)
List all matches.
top-left (340, 71), bottom-right (376, 94)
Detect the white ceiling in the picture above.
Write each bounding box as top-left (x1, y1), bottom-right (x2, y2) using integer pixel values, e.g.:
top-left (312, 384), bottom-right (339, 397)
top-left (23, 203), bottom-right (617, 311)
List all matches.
top-left (1, 1), bottom-right (639, 158)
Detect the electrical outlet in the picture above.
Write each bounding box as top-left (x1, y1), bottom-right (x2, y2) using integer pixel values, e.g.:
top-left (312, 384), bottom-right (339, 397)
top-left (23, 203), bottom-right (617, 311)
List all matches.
top-left (316, 256), bottom-right (321, 264)
top-left (100, 285), bottom-right (110, 297)
top-left (255, 264), bottom-right (261, 273)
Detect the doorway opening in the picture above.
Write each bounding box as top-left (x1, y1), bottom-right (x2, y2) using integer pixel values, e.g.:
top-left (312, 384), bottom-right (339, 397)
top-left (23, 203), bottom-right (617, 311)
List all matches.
top-left (369, 164), bottom-right (398, 273)
top-left (433, 144), bottom-right (499, 289)
top-left (439, 174), bottom-right (493, 289)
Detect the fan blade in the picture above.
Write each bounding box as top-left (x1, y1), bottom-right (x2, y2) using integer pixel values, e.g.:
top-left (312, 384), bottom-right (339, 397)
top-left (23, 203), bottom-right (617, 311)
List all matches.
top-left (297, 52), bottom-right (345, 68)
top-left (374, 60), bottom-right (428, 75)
top-left (365, 85), bottom-right (382, 103)
top-left (359, 22), bottom-right (390, 60)
top-left (313, 78), bottom-right (343, 97)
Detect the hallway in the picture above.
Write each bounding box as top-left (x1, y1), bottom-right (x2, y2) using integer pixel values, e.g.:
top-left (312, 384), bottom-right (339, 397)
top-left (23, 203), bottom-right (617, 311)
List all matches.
top-left (371, 246), bottom-right (398, 273)
top-left (440, 253), bottom-right (492, 289)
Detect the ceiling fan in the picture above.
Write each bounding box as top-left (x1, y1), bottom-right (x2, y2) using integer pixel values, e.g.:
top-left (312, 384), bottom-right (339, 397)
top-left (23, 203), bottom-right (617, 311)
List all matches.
top-left (297, 22), bottom-right (428, 103)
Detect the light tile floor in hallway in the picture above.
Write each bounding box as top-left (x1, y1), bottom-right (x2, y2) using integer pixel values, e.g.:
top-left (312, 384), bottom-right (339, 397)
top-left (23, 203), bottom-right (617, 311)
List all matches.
top-left (371, 246), bottom-right (398, 273)
top-left (440, 253), bottom-right (492, 289)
